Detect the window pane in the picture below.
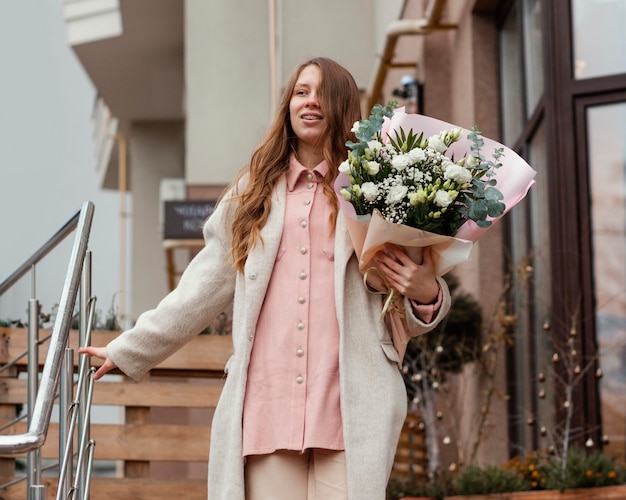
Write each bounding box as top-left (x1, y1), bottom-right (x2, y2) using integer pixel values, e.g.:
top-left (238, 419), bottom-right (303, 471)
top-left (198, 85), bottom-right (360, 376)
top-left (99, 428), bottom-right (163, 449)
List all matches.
top-left (572, 0), bottom-right (626, 79)
top-left (527, 121), bottom-right (555, 442)
top-left (523, 0), bottom-right (544, 115)
top-left (500, 3), bottom-right (524, 145)
top-left (587, 102), bottom-right (626, 461)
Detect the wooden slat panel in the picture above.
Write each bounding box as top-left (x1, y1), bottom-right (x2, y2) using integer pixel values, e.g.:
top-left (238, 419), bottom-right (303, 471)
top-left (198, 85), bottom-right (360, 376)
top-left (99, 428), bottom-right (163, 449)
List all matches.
top-left (0, 378), bottom-right (224, 408)
top-left (4, 423), bottom-right (211, 462)
top-left (1, 477), bottom-right (207, 500)
top-left (1, 327), bottom-right (233, 372)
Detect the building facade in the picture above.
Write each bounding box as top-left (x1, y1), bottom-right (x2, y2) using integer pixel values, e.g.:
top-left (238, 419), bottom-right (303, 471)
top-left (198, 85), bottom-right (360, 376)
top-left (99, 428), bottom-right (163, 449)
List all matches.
top-left (62, 0), bottom-right (626, 468)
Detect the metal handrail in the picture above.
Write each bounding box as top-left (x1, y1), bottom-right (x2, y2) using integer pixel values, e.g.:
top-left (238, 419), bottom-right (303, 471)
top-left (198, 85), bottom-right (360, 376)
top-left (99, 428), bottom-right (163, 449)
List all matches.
top-left (0, 204), bottom-right (89, 296)
top-left (0, 201), bottom-right (94, 454)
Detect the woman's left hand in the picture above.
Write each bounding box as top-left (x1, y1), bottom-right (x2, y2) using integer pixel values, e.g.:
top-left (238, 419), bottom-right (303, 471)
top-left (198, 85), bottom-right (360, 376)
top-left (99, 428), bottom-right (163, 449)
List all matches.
top-left (374, 244), bottom-right (439, 304)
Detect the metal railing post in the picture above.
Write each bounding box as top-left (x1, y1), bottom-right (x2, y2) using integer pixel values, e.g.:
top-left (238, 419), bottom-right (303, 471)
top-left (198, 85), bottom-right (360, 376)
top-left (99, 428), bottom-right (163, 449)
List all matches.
top-left (26, 297), bottom-right (41, 492)
top-left (59, 348), bottom-right (75, 499)
top-left (78, 251), bottom-right (92, 499)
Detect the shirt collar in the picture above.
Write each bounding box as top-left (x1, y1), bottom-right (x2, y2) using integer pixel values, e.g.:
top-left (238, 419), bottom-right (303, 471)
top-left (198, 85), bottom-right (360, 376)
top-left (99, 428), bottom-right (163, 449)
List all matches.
top-left (287, 154), bottom-right (329, 192)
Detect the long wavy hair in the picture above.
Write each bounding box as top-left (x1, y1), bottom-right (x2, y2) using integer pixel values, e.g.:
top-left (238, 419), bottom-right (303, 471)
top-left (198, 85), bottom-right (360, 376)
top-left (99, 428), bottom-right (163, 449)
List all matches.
top-left (228, 57), bottom-right (361, 273)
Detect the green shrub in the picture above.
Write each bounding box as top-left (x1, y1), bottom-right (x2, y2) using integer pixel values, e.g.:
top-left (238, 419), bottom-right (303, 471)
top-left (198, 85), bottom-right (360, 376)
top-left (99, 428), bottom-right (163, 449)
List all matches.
top-left (454, 464), bottom-right (531, 495)
top-left (539, 447), bottom-right (626, 491)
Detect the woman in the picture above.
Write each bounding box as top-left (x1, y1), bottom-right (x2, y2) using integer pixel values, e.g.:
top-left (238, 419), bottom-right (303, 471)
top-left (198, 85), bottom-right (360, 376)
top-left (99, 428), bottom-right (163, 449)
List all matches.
top-left (80, 57), bottom-right (451, 500)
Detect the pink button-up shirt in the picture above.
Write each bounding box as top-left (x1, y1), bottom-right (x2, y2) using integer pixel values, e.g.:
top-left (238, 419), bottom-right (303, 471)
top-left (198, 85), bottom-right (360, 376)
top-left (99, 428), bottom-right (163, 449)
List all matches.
top-left (241, 155), bottom-right (440, 457)
top-left (242, 156), bottom-right (343, 456)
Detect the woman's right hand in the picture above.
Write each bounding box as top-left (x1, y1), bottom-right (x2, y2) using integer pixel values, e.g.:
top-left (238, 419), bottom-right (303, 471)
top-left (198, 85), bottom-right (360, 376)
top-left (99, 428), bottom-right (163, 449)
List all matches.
top-left (78, 346), bottom-right (118, 380)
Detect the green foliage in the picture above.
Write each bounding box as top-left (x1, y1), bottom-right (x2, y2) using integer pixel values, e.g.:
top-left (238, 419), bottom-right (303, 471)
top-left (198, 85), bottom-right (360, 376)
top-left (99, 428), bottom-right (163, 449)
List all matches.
top-left (538, 447), bottom-right (626, 491)
top-left (387, 448), bottom-right (626, 498)
top-left (346, 101), bottom-right (398, 152)
top-left (386, 472), bottom-right (455, 500)
top-left (454, 464), bottom-right (531, 495)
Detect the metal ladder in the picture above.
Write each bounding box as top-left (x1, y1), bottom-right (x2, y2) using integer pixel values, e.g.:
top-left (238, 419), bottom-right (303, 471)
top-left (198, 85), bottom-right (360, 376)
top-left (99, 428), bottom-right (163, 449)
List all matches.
top-left (0, 201), bottom-right (97, 499)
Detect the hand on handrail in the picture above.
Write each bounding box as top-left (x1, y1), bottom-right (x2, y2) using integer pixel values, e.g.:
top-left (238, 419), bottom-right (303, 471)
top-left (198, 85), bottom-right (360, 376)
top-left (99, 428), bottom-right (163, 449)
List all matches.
top-left (78, 346), bottom-right (117, 380)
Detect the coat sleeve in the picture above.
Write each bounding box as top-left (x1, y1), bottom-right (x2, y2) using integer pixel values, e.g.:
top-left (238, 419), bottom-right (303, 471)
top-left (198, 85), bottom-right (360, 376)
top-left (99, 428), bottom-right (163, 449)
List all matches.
top-left (106, 196), bottom-right (238, 382)
top-left (387, 276), bottom-right (451, 363)
top-left (403, 275), bottom-right (451, 335)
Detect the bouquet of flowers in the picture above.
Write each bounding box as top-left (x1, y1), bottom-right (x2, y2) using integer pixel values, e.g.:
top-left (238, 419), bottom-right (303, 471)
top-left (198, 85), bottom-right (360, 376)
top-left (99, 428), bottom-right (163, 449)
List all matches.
top-left (334, 102), bottom-right (536, 361)
top-left (335, 101), bottom-right (537, 276)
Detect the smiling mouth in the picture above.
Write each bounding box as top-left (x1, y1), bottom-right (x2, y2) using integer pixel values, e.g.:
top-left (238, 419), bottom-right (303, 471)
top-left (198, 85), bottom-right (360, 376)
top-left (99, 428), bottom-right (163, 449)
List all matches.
top-left (301, 114), bottom-right (322, 120)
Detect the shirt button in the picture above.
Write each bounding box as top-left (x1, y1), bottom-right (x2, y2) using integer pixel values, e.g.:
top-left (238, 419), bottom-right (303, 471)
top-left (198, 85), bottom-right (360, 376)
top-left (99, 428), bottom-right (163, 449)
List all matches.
top-left (300, 246), bottom-right (307, 254)
top-left (296, 376), bottom-right (304, 384)
top-left (300, 220), bottom-right (307, 228)
top-left (297, 296), bottom-right (306, 304)
top-left (307, 182), bottom-right (314, 189)
top-left (296, 349), bottom-right (304, 357)
top-left (303, 199), bottom-right (311, 206)
top-left (306, 173), bottom-right (313, 180)
top-left (299, 271), bottom-right (308, 280)
top-left (249, 273), bottom-right (257, 280)
top-left (297, 321), bottom-right (305, 330)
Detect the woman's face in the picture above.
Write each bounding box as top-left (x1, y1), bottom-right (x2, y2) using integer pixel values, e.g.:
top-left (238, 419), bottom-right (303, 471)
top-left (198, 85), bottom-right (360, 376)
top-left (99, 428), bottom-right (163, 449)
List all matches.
top-left (289, 64), bottom-right (326, 149)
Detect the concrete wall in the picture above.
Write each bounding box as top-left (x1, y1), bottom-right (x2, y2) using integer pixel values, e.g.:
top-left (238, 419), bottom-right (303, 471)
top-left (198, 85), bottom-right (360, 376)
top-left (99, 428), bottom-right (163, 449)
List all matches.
top-left (129, 121), bottom-right (185, 321)
top-left (185, 0), bottom-right (271, 186)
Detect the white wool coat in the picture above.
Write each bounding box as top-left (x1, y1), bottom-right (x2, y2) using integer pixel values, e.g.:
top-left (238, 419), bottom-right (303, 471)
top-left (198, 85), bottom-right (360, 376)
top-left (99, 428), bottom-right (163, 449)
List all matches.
top-left (106, 176), bottom-right (451, 499)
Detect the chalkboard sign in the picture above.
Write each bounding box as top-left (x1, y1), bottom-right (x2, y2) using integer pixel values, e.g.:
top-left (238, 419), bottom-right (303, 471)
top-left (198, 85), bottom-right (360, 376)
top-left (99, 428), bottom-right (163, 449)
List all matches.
top-left (163, 200), bottom-right (216, 239)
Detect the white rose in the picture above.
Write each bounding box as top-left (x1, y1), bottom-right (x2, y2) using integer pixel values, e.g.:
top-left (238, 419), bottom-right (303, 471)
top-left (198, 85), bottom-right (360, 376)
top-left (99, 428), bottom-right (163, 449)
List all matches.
top-left (444, 164), bottom-right (472, 184)
top-left (361, 182), bottom-right (378, 202)
top-left (407, 147), bottom-right (426, 164)
top-left (365, 161), bottom-right (380, 175)
top-left (367, 140), bottom-right (383, 153)
top-left (338, 160), bottom-right (352, 175)
top-left (465, 154), bottom-right (480, 168)
top-left (433, 189), bottom-right (453, 208)
top-left (386, 185), bottom-right (408, 205)
top-left (391, 154), bottom-right (411, 171)
top-left (427, 134), bottom-right (447, 153)
top-left (351, 121), bottom-right (361, 133)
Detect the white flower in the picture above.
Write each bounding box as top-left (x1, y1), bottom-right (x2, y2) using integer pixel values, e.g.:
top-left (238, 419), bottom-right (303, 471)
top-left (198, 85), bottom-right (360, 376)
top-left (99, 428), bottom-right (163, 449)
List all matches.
top-left (409, 189), bottom-right (427, 205)
top-left (361, 182), bottom-right (378, 202)
top-left (427, 134), bottom-right (447, 153)
top-left (351, 121), bottom-right (361, 133)
top-left (338, 160), bottom-right (352, 175)
top-left (367, 140), bottom-right (383, 153)
top-left (351, 184), bottom-right (362, 197)
top-left (365, 161), bottom-right (380, 175)
top-left (465, 154), bottom-right (480, 168)
top-left (386, 185), bottom-right (408, 205)
top-left (433, 189), bottom-right (453, 208)
top-left (407, 147), bottom-right (426, 164)
top-left (340, 188), bottom-right (352, 201)
top-left (391, 154), bottom-right (411, 171)
top-left (444, 163), bottom-right (472, 184)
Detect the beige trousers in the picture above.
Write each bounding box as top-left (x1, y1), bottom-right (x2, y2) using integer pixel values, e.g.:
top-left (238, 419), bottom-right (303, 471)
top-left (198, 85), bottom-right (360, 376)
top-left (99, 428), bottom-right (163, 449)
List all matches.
top-left (244, 449), bottom-right (347, 500)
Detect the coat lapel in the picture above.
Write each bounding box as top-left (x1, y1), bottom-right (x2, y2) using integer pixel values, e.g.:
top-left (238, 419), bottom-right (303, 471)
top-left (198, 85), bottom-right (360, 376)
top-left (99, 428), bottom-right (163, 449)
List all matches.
top-left (334, 211), bottom-right (355, 334)
top-left (240, 177), bottom-right (286, 334)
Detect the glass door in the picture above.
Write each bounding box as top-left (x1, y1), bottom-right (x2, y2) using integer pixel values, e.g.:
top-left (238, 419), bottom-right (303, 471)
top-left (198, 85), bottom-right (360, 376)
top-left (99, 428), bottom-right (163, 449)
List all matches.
top-left (580, 98), bottom-right (626, 460)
